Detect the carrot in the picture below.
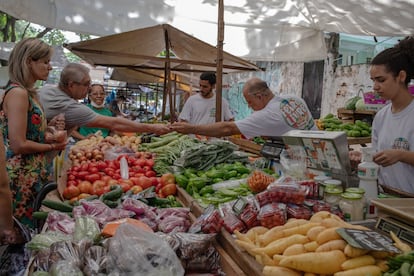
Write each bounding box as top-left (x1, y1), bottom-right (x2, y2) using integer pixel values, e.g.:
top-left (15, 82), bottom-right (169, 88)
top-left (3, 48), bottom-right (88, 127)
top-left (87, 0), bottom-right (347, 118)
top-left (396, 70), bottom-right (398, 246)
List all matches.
top-left (315, 239), bottom-right (347, 252)
top-left (279, 250), bottom-right (346, 274)
top-left (258, 219), bottom-right (313, 246)
top-left (246, 226), bottom-right (269, 242)
top-left (255, 252), bottom-right (274, 266)
top-left (263, 266), bottom-right (302, 276)
top-left (333, 265), bottom-right (382, 276)
top-left (340, 255), bottom-right (375, 270)
top-left (343, 244), bottom-right (369, 258)
top-left (254, 234), bottom-right (309, 256)
top-left (307, 225), bottom-right (327, 241)
top-left (316, 227), bottom-right (341, 245)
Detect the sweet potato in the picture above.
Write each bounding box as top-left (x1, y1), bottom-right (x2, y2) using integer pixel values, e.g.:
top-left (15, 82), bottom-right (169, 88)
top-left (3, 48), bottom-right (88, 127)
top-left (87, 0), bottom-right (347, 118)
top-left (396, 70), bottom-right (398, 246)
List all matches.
top-left (254, 234), bottom-right (309, 256)
top-left (315, 239), bottom-right (347, 252)
top-left (304, 241), bottom-right (319, 252)
top-left (333, 265), bottom-right (382, 276)
top-left (246, 226), bottom-right (269, 242)
top-left (234, 230), bottom-right (253, 243)
top-left (344, 244), bottom-right (369, 258)
top-left (235, 239), bottom-right (258, 256)
top-left (390, 230), bottom-right (412, 253)
top-left (283, 244), bottom-right (307, 256)
top-left (307, 225), bottom-right (327, 241)
top-left (263, 266), bottom-right (302, 276)
top-left (279, 250), bottom-right (346, 274)
top-left (316, 227), bottom-right (341, 245)
top-left (341, 255), bottom-right (375, 270)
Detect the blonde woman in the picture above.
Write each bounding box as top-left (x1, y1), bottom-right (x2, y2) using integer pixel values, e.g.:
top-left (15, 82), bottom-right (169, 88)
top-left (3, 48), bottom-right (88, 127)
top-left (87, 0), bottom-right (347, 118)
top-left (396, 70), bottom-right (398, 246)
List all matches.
top-left (0, 38), bottom-right (67, 228)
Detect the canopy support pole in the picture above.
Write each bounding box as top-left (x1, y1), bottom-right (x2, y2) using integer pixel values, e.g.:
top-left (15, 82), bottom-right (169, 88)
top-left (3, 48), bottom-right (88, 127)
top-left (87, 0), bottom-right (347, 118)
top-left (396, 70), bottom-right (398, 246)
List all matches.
top-left (215, 0), bottom-right (224, 122)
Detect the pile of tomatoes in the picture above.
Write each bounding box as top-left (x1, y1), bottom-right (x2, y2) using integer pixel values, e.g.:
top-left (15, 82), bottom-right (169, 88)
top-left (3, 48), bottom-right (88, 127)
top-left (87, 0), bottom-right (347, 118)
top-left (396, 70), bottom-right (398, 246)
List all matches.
top-left (63, 153), bottom-right (177, 201)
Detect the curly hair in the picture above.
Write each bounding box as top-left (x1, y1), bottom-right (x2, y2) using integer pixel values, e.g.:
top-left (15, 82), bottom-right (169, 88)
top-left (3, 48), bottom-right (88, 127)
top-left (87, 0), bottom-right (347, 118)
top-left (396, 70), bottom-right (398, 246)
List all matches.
top-left (371, 36), bottom-right (414, 86)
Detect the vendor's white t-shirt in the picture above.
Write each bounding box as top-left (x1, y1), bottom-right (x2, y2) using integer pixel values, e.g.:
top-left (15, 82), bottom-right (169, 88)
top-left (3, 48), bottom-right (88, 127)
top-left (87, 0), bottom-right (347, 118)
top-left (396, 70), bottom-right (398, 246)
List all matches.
top-left (39, 86), bottom-right (98, 131)
top-left (372, 100), bottom-right (414, 194)
top-left (178, 93), bottom-right (233, 125)
top-left (235, 95), bottom-right (316, 139)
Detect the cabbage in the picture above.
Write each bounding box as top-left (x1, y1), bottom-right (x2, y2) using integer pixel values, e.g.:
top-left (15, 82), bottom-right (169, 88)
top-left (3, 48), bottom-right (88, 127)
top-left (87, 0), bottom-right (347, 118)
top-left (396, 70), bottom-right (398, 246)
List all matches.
top-left (355, 99), bottom-right (366, 111)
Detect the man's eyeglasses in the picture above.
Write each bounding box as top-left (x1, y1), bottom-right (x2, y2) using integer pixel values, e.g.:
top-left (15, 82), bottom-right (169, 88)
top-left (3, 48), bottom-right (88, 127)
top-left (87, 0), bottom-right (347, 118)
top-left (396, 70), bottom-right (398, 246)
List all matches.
top-left (74, 81), bottom-right (91, 87)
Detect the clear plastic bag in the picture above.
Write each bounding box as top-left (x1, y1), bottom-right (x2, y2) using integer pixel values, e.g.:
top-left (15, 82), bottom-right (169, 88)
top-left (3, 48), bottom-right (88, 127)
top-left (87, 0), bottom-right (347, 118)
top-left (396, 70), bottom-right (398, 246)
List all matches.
top-left (280, 148), bottom-right (307, 180)
top-left (106, 223), bottom-right (184, 276)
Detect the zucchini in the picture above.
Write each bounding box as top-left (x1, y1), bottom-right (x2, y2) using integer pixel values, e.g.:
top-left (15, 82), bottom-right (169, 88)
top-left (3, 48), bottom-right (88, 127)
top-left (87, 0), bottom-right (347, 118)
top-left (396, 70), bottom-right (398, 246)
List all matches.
top-left (32, 211), bottom-right (49, 220)
top-left (42, 199), bottom-right (74, 212)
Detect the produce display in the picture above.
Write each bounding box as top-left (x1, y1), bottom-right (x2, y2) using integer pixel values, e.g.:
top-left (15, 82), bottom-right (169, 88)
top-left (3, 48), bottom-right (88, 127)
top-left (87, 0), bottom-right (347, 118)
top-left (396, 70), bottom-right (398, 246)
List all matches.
top-left (316, 113), bottom-right (372, 137)
top-left (28, 130), bottom-right (414, 276)
top-left (233, 211), bottom-right (412, 276)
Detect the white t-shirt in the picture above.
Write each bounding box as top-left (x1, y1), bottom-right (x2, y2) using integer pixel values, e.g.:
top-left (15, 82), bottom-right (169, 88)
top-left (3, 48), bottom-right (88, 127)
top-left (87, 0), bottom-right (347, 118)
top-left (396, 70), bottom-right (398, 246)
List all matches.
top-left (235, 95), bottom-right (316, 139)
top-left (372, 100), bottom-right (414, 194)
top-left (39, 86), bottom-right (98, 131)
top-left (178, 93), bottom-right (233, 125)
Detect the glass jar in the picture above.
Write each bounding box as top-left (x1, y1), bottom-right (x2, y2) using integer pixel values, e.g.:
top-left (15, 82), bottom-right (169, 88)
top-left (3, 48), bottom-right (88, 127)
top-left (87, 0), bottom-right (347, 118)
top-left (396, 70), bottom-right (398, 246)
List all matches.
top-left (346, 187), bottom-right (367, 219)
top-left (339, 192), bottom-right (365, 222)
top-left (314, 175), bottom-right (331, 199)
top-left (323, 179), bottom-right (343, 191)
top-left (324, 187), bottom-right (343, 206)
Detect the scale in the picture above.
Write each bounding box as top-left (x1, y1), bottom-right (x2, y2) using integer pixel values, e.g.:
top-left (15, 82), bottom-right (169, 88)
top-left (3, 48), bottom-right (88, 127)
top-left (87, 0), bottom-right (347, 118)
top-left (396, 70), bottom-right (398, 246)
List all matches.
top-left (376, 217), bottom-right (414, 245)
top-left (260, 136), bottom-right (285, 160)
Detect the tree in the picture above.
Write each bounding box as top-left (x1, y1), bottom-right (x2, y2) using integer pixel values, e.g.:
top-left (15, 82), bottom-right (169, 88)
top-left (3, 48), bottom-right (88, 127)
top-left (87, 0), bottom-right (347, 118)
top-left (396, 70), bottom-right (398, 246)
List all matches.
top-left (0, 11), bottom-right (90, 65)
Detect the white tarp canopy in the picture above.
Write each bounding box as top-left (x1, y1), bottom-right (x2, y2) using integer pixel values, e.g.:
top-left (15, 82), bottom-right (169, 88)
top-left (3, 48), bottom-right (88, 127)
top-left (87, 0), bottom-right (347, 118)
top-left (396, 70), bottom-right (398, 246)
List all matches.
top-left (1, 0), bottom-right (413, 62)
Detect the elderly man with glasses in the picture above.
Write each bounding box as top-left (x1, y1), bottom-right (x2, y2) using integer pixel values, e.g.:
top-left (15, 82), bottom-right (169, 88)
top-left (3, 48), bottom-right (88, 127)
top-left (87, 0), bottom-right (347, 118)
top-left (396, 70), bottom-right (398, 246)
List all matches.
top-left (171, 77), bottom-right (316, 139)
top-left (39, 63), bottom-right (170, 136)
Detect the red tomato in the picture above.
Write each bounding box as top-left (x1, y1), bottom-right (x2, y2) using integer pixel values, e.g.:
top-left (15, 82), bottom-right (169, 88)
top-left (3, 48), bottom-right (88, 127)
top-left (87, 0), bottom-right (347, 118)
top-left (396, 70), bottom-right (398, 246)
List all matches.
top-left (67, 173), bottom-right (76, 181)
top-left (160, 173), bottom-right (175, 186)
top-left (104, 167), bottom-right (115, 176)
top-left (67, 180), bottom-right (78, 187)
top-left (160, 183), bottom-right (177, 197)
top-left (88, 166), bottom-right (99, 174)
top-left (134, 158), bottom-right (146, 167)
top-left (112, 174), bottom-right (121, 180)
top-left (95, 161), bottom-right (106, 170)
top-left (129, 177), bottom-right (141, 186)
top-left (142, 165), bottom-right (152, 172)
top-left (71, 165), bottom-right (80, 172)
top-left (150, 176), bottom-right (159, 186)
top-left (78, 180), bottom-right (93, 194)
top-left (92, 180), bottom-right (108, 196)
top-left (107, 179), bottom-right (119, 186)
top-left (101, 175), bottom-right (112, 184)
top-left (134, 172), bottom-right (144, 177)
top-left (63, 185), bottom-right (80, 200)
top-left (130, 185), bottom-right (143, 194)
top-left (145, 170), bottom-right (156, 178)
top-left (145, 159), bottom-right (155, 167)
top-left (138, 176), bottom-right (152, 190)
top-left (77, 171), bottom-right (89, 180)
top-left (85, 173), bottom-right (101, 183)
top-left (119, 182), bottom-right (131, 192)
top-left (80, 163), bottom-right (89, 171)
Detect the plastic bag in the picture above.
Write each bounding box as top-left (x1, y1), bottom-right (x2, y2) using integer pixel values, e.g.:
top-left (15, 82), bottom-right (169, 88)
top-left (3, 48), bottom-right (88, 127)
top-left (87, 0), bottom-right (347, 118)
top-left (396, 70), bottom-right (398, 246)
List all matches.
top-left (280, 148), bottom-right (307, 180)
top-left (103, 146), bottom-right (135, 161)
top-left (106, 223), bottom-right (184, 276)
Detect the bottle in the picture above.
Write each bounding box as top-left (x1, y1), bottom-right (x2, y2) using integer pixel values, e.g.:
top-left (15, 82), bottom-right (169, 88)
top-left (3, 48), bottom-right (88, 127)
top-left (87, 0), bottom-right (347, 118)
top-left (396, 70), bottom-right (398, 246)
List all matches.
top-left (314, 175), bottom-right (331, 200)
top-left (358, 147), bottom-right (379, 218)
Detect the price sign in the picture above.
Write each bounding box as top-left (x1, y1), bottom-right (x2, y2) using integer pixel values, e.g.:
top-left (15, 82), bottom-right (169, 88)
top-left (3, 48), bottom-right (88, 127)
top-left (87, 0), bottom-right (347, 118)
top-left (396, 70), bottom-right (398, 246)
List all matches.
top-left (337, 228), bottom-right (401, 253)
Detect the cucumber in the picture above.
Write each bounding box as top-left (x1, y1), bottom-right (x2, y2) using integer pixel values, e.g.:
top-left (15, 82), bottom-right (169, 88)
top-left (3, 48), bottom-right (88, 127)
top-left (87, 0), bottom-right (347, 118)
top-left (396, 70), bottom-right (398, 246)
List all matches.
top-left (42, 199), bottom-right (74, 212)
top-left (32, 211), bottom-right (49, 220)
top-left (101, 185), bottom-right (123, 201)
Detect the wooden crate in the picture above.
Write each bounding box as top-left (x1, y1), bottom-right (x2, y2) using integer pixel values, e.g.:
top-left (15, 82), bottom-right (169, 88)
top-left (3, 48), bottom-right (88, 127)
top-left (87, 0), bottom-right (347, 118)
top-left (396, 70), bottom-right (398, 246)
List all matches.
top-left (228, 137), bottom-right (262, 155)
top-left (177, 187), bottom-right (264, 275)
top-left (337, 108), bottom-right (376, 124)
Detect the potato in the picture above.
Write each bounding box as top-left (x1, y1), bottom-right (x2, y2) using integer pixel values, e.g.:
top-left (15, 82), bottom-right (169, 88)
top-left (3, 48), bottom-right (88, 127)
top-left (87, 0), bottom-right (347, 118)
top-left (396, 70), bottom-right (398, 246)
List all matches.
top-left (315, 239), bottom-right (347, 252)
top-left (316, 227), bottom-right (341, 245)
top-left (340, 255), bottom-right (375, 270)
top-left (283, 244), bottom-right (307, 256)
top-left (344, 244), bottom-right (369, 258)
top-left (307, 225), bottom-right (327, 241)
